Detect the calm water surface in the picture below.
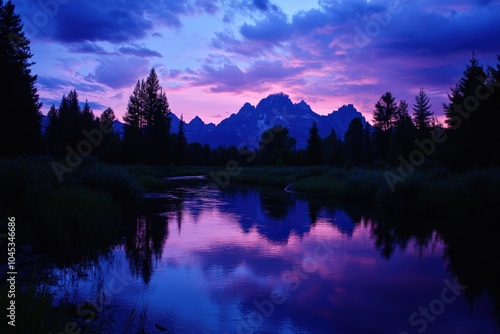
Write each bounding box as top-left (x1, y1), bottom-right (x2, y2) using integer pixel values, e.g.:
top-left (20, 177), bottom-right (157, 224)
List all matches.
top-left (51, 182), bottom-right (499, 334)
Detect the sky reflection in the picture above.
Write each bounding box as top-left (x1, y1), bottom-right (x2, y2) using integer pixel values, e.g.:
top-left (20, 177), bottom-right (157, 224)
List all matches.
top-left (52, 184), bottom-right (498, 334)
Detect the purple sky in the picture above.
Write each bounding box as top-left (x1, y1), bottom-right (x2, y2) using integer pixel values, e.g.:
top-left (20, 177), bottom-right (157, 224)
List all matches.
top-left (12, 0), bottom-right (500, 124)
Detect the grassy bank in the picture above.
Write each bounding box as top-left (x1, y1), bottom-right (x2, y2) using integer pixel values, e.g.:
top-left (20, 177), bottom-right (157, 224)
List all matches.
top-left (229, 165), bottom-right (500, 225)
top-left (0, 157), bottom-right (144, 256)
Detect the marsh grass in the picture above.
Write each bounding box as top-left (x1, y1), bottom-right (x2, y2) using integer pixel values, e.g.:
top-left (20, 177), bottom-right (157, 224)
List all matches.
top-left (0, 157), bottom-right (145, 262)
top-left (0, 273), bottom-right (65, 333)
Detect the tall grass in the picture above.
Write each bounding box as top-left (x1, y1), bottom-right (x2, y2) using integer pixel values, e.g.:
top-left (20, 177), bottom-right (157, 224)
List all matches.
top-left (0, 275), bottom-right (65, 333)
top-left (0, 157), bottom-right (145, 259)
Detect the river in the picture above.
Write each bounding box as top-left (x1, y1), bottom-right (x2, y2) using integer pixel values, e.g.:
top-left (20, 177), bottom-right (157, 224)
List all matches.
top-left (48, 181), bottom-right (500, 334)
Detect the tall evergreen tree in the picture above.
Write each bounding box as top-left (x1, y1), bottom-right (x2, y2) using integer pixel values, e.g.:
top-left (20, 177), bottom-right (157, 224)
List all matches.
top-left (81, 100), bottom-right (97, 130)
top-left (122, 69), bottom-right (171, 165)
top-left (46, 104), bottom-right (60, 156)
top-left (443, 53), bottom-right (488, 170)
top-left (59, 90), bottom-right (83, 154)
top-left (46, 90), bottom-right (102, 157)
top-left (373, 92), bottom-right (397, 131)
top-left (122, 80), bottom-right (146, 164)
top-left (412, 88), bottom-right (434, 135)
top-left (306, 121), bottom-right (323, 165)
top-left (0, 0), bottom-right (42, 156)
top-left (372, 92), bottom-right (397, 160)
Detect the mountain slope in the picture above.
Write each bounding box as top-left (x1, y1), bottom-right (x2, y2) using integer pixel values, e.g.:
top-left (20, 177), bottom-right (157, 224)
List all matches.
top-left (188, 93), bottom-right (368, 149)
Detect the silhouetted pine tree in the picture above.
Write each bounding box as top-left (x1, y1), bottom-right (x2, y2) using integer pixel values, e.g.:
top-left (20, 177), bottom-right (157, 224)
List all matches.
top-left (373, 92), bottom-right (397, 131)
top-left (372, 92), bottom-right (397, 160)
top-left (59, 90), bottom-right (83, 154)
top-left (123, 80), bottom-right (145, 164)
top-left (46, 104), bottom-right (60, 156)
top-left (81, 100), bottom-right (97, 130)
top-left (413, 88), bottom-right (434, 138)
top-left (122, 69), bottom-right (172, 165)
top-left (144, 69), bottom-right (171, 165)
top-left (306, 121), bottom-right (323, 165)
top-left (444, 53), bottom-right (488, 170)
top-left (46, 90), bottom-right (103, 158)
top-left (0, 0), bottom-right (42, 156)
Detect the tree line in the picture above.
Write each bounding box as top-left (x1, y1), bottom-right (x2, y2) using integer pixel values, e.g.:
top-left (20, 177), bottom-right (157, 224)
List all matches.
top-left (1, 0), bottom-right (499, 171)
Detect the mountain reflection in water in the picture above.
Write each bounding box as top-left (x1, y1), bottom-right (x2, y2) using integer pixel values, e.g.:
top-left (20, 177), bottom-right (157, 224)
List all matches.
top-left (50, 183), bottom-right (500, 334)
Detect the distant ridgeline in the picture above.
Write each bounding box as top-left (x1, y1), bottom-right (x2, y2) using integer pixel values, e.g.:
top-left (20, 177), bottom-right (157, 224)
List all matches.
top-left (41, 93), bottom-right (368, 149)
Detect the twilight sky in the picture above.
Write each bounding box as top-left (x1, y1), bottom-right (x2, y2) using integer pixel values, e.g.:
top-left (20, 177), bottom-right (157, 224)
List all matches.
top-left (12, 0), bottom-right (500, 124)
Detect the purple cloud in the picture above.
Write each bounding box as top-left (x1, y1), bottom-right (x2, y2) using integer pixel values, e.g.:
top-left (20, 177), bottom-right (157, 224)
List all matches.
top-left (192, 59), bottom-right (308, 93)
top-left (94, 57), bottom-right (150, 89)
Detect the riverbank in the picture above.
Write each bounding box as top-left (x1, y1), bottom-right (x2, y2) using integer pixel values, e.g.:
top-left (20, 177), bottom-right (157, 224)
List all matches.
top-left (227, 166), bottom-right (500, 226)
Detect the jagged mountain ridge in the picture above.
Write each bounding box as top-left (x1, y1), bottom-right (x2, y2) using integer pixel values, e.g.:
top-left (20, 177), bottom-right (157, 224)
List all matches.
top-left (41, 93), bottom-right (368, 149)
top-left (175, 93), bottom-right (368, 149)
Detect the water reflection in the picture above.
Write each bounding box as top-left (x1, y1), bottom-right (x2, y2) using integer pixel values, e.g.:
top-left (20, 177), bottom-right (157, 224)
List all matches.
top-left (124, 212), bottom-right (169, 284)
top-left (50, 182), bottom-right (500, 333)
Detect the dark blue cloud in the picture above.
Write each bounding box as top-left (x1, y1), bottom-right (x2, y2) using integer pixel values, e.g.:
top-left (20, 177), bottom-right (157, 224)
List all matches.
top-left (119, 45), bottom-right (162, 58)
top-left (67, 42), bottom-right (114, 55)
top-left (240, 10), bottom-right (292, 42)
top-left (37, 76), bottom-right (106, 93)
top-left (253, 0), bottom-right (270, 11)
top-left (13, 0), bottom-right (219, 43)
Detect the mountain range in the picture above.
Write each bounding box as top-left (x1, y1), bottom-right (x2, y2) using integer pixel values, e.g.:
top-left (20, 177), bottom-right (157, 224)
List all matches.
top-left (42, 93), bottom-right (368, 149)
